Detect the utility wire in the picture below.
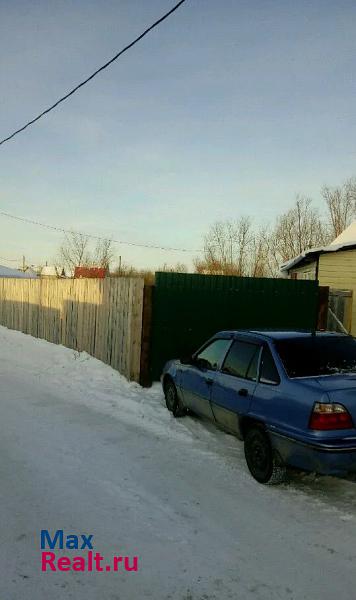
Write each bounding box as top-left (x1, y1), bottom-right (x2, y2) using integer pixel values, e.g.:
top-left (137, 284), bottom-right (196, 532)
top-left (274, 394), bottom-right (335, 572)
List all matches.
top-left (0, 210), bottom-right (201, 253)
top-left (0, 0), bottom-right (187, 147)
top-left (0, 256), bottom-right (21, 263)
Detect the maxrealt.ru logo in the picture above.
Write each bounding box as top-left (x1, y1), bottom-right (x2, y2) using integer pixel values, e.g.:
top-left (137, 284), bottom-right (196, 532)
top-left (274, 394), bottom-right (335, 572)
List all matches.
top-left (40, 530), bottom-right (139, 573)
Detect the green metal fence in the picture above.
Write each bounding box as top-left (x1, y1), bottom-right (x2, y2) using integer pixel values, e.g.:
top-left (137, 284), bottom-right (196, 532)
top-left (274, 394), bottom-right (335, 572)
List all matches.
top-left (149, 272), bottom-right (319, 380)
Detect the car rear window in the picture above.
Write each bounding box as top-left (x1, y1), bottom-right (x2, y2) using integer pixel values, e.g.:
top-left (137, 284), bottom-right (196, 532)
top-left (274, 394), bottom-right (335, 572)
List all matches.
top-left (275, 336), bottom-right (356, 378)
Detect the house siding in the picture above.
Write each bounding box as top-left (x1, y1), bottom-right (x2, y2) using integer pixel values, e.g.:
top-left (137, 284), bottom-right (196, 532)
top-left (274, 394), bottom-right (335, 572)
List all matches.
top-left (289, 261), bottom-right (317, 280)
top-left (318, 250), bottom-right (356, 335)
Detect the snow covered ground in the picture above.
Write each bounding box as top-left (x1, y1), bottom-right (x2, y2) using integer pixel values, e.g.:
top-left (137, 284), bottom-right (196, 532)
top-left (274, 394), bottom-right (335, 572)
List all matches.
top-left (1, 325), bottom-right (356, 599)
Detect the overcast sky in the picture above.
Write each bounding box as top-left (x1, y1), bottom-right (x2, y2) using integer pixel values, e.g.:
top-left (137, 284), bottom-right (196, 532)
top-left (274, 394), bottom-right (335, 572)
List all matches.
top-left (0, 0), bottom-right (355, 270)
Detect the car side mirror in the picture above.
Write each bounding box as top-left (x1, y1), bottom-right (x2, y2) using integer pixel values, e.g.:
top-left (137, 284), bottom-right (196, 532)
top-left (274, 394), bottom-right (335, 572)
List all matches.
top-left (195, 357), bottom-right (211, 370)
top-left (180, 354), bottom-right (193, 365)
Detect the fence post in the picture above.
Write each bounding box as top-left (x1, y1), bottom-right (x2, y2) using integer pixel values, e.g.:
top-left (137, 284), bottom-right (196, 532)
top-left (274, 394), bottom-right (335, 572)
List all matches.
top-left (317, 286), bottom-right (329, 330)
top-left (139, 284), bottom-right (153, 387)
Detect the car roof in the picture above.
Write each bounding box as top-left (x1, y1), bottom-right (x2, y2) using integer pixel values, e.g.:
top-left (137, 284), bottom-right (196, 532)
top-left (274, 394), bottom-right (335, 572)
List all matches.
top-left (214, 330), bottom-right (350, 341)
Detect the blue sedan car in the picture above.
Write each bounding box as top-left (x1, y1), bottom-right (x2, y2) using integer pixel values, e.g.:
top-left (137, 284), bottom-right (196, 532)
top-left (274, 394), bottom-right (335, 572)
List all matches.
top-left (161, 330), bottom-right (356, 484)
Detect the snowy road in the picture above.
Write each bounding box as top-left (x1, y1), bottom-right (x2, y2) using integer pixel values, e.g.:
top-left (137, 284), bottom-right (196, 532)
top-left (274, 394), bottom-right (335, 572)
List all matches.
top-left (1, 326), bottom-right (356, 599)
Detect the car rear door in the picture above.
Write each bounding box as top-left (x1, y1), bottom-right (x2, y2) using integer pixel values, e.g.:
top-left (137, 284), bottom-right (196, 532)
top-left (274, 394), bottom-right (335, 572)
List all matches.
top-left (180, 338), bottom-right (232, 419)
top-left (247, 344), bottom-right (285, 427)
top-left (211, 339), bottom-right (262, 433)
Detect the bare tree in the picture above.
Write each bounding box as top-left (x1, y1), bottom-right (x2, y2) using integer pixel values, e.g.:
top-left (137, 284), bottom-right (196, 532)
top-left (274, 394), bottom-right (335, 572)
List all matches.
top-left (59, 232), bottom-right (92, 270)
top-left (322, 178), bottom-right (356, 238)
top-left (198, 218), bottom-right (253, 275)
top-left (250, 227), bottom-right (270, 278)
top-left (158, 262), bottom-right (188, 273)
top-left (94, 238), bottom-right (115, 270)
top-left (111, 261), bottom-right (187, 283)
top-left (111, 263), bottom-right (155, 284)
top-left (268, 196), bottom-right (329, 275)
top-left (195, 175), bottom-right (356, 279)
top-left (194, 256), bottom-right (226, 275)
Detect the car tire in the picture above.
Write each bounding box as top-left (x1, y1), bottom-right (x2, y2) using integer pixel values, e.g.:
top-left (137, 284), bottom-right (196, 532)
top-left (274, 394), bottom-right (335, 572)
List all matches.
top-left (164, 379), bottom-right (185, 418)
top-left (244, 426), bottom-right (286, 484)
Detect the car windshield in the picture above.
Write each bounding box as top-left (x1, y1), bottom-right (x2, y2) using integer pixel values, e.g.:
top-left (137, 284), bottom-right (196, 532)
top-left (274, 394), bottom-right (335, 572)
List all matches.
top-left (275, 335), bottom-right (356, 378)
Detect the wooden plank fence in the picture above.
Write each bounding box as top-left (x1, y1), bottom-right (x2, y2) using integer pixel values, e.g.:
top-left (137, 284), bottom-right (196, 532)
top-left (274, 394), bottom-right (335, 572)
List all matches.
top-left (327, 288), bottom-right (353, 334)
top-left (0, 277), bottom-right (144, 382)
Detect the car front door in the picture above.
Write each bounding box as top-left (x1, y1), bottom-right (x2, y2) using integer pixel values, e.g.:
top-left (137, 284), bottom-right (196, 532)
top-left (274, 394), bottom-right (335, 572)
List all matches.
top-left (211, 339), bottom-right (262, 433)
top-left (180, 338), bottom-right (232, 420)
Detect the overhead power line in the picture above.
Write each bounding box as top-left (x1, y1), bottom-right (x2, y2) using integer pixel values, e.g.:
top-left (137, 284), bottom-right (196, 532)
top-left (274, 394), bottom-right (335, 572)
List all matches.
top-left (0, 210), bottom-right (200, 253)
top-left (0, 0), bottom-right (187, 147)
top-left (0, 256), bottom-right (21, 263)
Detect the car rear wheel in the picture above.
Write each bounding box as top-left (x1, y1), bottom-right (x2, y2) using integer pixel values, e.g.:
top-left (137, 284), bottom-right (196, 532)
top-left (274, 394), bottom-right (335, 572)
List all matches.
top-left (164, 379), bottom-right (185, 418)
top-left (244, 426), bottom-right (286, 484)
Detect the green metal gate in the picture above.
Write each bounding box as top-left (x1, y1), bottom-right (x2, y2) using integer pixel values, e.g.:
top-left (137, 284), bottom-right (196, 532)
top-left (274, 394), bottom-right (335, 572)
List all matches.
top-left (150, 272), bottom-right (319, 380)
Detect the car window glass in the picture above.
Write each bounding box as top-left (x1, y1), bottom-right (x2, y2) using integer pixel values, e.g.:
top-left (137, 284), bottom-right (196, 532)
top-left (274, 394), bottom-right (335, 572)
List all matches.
top-left (196, 339), bottom-right (231, 371)
top-left (260, 347), bottom-right (280, 385)
top-left (275, 336), bottom-right (356, 377)
top-left (222, 341), bottom-right (261, 380)
top-left (246, 347), bottom-right (261, 381)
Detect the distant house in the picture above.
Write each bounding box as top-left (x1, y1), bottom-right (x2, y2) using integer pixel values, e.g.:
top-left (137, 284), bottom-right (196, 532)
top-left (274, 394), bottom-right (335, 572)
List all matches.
top-left (0, 265), bottom-right (37, 279)
top-left (41, 265), bottom-right (59, 279)
top-left (281, 222), bottom-right (356, 334)
top-left (22, 266), bottom-right (39, 277)
top-left (74, 266), bottom-right (107, 279)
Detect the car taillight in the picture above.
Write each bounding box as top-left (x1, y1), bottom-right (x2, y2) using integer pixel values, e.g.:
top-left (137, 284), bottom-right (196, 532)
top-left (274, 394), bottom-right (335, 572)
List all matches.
top-left (309, 402), bottom-right (354, 430)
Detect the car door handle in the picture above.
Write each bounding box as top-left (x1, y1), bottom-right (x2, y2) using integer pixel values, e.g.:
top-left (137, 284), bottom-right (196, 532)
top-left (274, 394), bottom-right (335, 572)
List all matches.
top-left (238, 388), bottom-right (248, 396)
top-left (205, 377), bottom-right (214, 385)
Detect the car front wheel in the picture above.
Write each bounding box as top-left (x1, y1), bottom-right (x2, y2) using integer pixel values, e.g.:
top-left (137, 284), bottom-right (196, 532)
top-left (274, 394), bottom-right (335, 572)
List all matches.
top-left (164, 379), bottom-right (185, 418)
top-left (244, 426), bottom-right (286, 484)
